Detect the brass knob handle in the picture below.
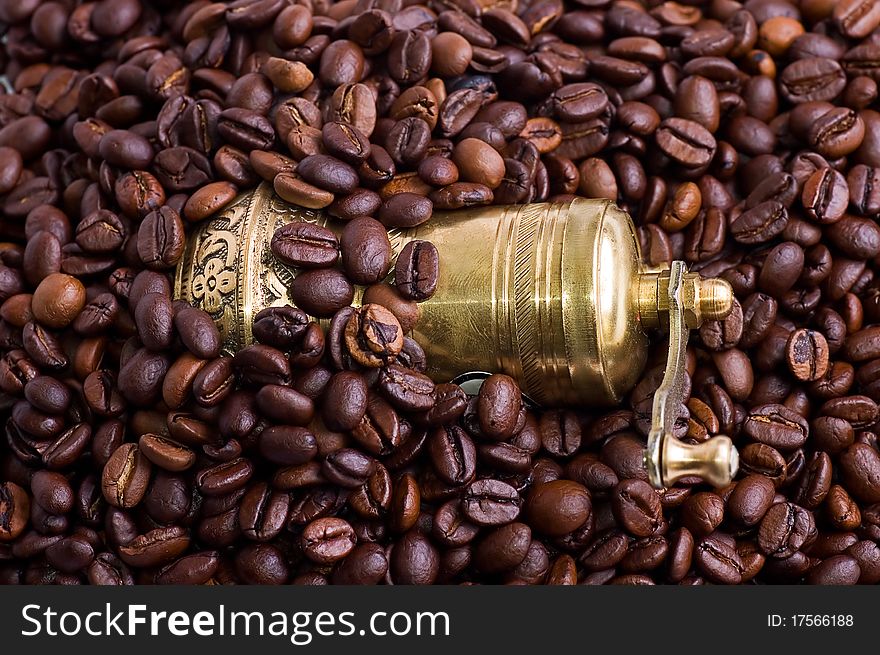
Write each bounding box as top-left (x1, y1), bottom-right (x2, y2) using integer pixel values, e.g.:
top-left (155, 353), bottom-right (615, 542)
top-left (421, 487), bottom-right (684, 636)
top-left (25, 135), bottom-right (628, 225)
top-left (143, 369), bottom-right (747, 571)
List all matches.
top-left (651, 434), bottom-right (740, 489)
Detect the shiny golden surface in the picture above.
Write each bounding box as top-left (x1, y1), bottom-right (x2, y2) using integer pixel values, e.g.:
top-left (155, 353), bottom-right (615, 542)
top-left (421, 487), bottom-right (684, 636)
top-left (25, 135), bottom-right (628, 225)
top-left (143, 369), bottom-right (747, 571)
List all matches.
top-left (658, 435), bottom-right (740, 488)
top-left (175, 185), bottom-right (657, 405)
top-left (173, 184), bottom-right (326, 352)
top-left (173, 184), bottom-right (738, 486)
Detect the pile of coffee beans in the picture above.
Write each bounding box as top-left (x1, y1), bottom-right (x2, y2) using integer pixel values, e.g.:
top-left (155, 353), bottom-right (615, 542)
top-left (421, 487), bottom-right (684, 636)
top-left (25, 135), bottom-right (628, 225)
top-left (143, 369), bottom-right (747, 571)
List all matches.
top-left (2, 0), bottom-right (880, 586)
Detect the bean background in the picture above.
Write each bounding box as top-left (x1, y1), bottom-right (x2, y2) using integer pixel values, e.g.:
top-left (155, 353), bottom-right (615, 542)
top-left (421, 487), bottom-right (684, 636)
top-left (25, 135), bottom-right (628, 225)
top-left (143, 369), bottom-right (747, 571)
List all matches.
top-left (1, 0), bottom-right (880, 585)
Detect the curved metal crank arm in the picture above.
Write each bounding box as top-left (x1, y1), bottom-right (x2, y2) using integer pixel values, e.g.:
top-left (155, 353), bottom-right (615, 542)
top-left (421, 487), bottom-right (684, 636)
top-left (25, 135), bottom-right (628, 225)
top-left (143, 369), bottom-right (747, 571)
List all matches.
top-left (644, 261), bottom-right (739, 489)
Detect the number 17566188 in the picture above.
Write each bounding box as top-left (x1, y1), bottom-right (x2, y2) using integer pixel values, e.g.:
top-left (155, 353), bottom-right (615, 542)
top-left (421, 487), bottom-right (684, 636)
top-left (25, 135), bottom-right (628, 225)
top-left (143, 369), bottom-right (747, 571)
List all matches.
top-left (767, 614), bottom-right (854, 628)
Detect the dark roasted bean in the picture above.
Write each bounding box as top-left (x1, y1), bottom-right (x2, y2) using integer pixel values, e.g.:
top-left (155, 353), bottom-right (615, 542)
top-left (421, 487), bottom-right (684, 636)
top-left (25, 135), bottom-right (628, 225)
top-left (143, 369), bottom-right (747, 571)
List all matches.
top-left (758, 502), bottom-right (816, 558)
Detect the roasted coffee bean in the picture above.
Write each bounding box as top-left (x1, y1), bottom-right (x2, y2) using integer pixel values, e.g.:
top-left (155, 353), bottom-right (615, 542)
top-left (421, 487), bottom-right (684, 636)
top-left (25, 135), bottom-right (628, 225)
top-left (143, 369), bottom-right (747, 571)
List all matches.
top-left (83, 370), bottom-right (125, 417)
top-left (428, 425), bottom-right (476, 486)
top-left (24, 375), bottom-right (70, 415)
top-left (828, 216), bottom-right (880, 260)
top-left (394, 240), bottom-right (439, 301)
top-left (137, 206), bottom-right (185, 270)
top-left (758, 502), bottom-right (816, 558)
top-left (549, 83), bottom-right (607, 123)
top-left (819, 395), bottom-right (879, 429)
top-left (340, 218), bottom-right (391, 285)
top-left (474, 521), bottom-right (531, 574)
top-left (696, 535), bottom-right (743, 585)
top-left (174, 306), bottom-right (221, 360)
top-left (741, 442), bottom-right (788, 488)
top-left (252, 306), bottom-right (308, 350)
top-left (699, 299), bottom-right (743, 351)
top-left (386, 118), bottom-right (431, 168)
top-left (839, 443), bottom-right (880, 503)
top-left (786, 328), bottom-right (829, 382)
top-left (848, 164), bottom-right (880, 216)
top-left (680, 493), bottom-right (724, 537)
top-left (430, 182), bottom-right (494, 209)
top-left (731, 201), bottom-right (788, 244)
top-left (743, 403), bottom-right (809, 451)
top-left (183, 182), bottom-right (238, 223)
top-left (233, 344), bottom-right (290, 386)
top-left (322, 448), bottom-right (374, 489)
top-left (378, 364), bottom-right (434, 412)
top-left (0, 482), bottom-right (30, 542)
top-left (30, 471), bottom-right (73, 516)
top-left (101, 443), bottom-right (151, 509)
top-left (138, 434), bottom-right (195, 473)
top-left (329, 189), bottom-right (382, 221)
top-left (612, 480), bottom-right (662, 538)
top-left (619, 535), bottom-right (668, 574)
top-left (196, 458), bottom-right (254, 496)
top-left (98, 130), bottom-right (153, 169)
top-left (275, 125), bottom-right (330, 163)
top-left (665, 527), bottom-right (694, 583)
top-left (758, 242), bottom-right (804, 298)
top-left (525, 480), bottom-right (591, 537)
top-left (803, 168), bottom-right (848, 224)
top-left (289, 269), bottom-right (354, 317)
top-left (739, 293), bottom-right (778, 351)
top-left (462, 479), bottom-right (521, 526)
top-left (322, 372), bottom-right (368, 432)
top-left (452, 138), bottom-right (505, 190)
top-left (794, 451), bottom-right (832, 509)
top-left (135, 292), bottom-right (174, 352)
top-left (217, 108), bottom-right (274, 151)
top-left (811, 416), bottom-right (854, 456)
top-left (331, 543), bottom-right (388, 585)
top-left (297, 154), bottom-right (359, 195)
top-left (431, 499), bottom-right (478, 549)
top-left (477, 374), bottom-right (522, 441)
top-left (379, 193), bottom-right (433, 228)
top-left (259, 426), bottom-right (317, 467)
top-left (87, 552), bottom-right (135, 586)
top-left (727, 474), bottom-right (776, 528)
top-left (31, 273), bottom-right (86, 329)
top-left (806, 555), bottom-right (861, 585)
top-left (234, 543), bottom-right (288, 584)
top-left (154, 551), bottom-right (219, 585)
top-left (344, 304), bottom-right (403, 368)
top-left (347, 463), bottom-right (390, 520)
top-left (255, 384), bottom-right (314, 426)
top-left (347, 393), bottom-right (399, 457)
top-left (271, 221), bottom-right (339, 269)
top-left (389, 530), bottom-right (439, 585)
top-left (236, 482), bottom-right (289, 543)
top-left (540, 410), bottom-right (582, 457)
top-left (76, 210), bottom-right (125, 254)
top-left (118, 526), bottom-right (190, 569)
top-left (579, 530), bottom-right (629, 572)
top-left (780, 58), bottom-right (846, 104)
top-left (655, 118), bottom-right (716, 168)
top-left (42, 422), bottom-right (91, 470)
top-left (809, 107), bottom-right (865, 159)
top-left (302, 517), bottom-right (356, 564)
top-left (0, 147), bottom-right (23, 195)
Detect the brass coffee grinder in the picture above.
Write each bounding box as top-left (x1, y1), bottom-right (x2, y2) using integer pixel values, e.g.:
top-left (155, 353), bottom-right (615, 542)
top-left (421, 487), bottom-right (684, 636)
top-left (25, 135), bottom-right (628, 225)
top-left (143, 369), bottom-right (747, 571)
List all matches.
top-left (174, 184), bottom-right (739, 489)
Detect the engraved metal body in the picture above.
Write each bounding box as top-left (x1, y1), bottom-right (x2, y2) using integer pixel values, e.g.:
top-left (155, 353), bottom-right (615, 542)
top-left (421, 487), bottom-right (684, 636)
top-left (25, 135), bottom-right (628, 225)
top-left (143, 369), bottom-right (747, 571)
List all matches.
top-left (174, 184), bottom-right (737, 487)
